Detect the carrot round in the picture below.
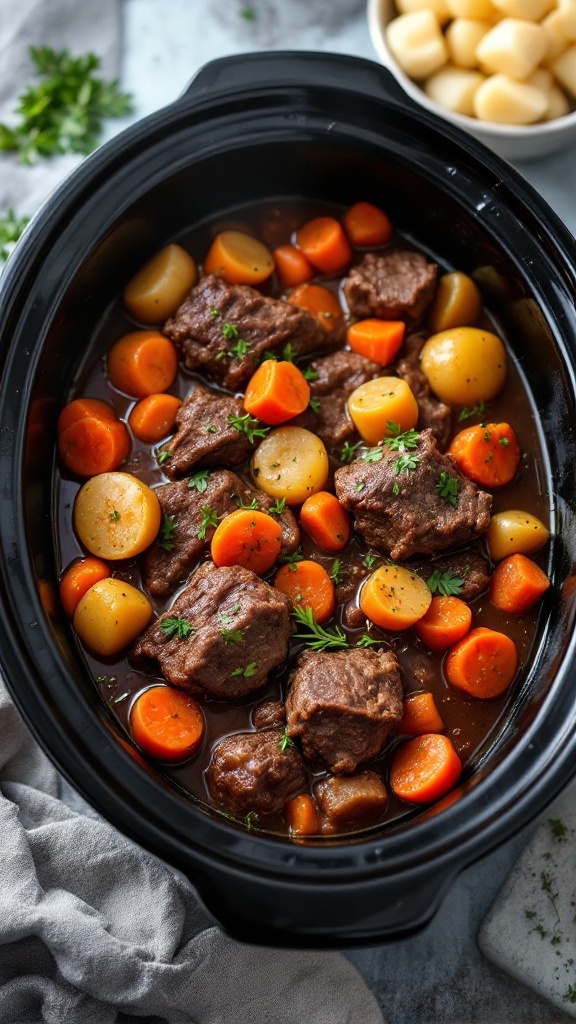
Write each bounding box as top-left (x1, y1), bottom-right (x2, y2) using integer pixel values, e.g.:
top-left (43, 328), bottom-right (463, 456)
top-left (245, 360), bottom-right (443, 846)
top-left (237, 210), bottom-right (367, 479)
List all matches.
top-left (243, 360), bottom-right (310, 425)
top-left (343, 201), bottom-right (393, 247)
top-left (274, 560), bottom-right (336, 624)
top-left (287, 283), bottom-right (343, 334)
top-left (448, 422), bottom-right (520, 488)
top-left (390, 734), bottom-right (462, 804)
top-left (299, 491), bottom-right (351, 553)
top-left (130, 685), bottom-right (205, 762)
top-left (107, 331), bottom-right (178, 398)
top-left (400, 692), bottom-right (444, 736)
top-left (273, 244), bottom-right (314, 288)
top-left (445, 626), bottom-right (518, 699)
top-left (295, 216), bottom-right (352, 275)
top-left (347, 319), bottom-right (406, 366)
top-left (284, 793), bottom-right (319, 836)
top-left (203, 230), bottom-right (274, 285)
top-left (58, 397), bottom-right (118, 434)
top-left (58, 405), bottom-right (130, 478)
top-left (211, 509), bottom-right (282, 575)
top-left (360, 564), bottom-right (432, 632)
top-left (414, 596), bottom-right (472, 651)
top-left (59, 557), bottom-right (110, 618)
top-left (490, 553), bottom-right (550, 615)
top-left (128, 393), bottom-right (182, 443)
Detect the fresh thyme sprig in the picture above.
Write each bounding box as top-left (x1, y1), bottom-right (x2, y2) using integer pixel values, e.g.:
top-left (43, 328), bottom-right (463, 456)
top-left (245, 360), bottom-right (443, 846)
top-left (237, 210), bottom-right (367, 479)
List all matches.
top-left (292, 604), bottom-right (349, 652)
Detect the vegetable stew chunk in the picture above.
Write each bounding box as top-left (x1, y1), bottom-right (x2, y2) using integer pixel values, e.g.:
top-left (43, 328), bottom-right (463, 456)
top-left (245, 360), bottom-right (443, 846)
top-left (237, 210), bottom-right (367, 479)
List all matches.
top-left (334, 428), bottom-right (492, 561)
top-left (296, 350), bottom-right (380, 450)
top-left (286, 648), bottom-right (403, 774)
top-left (159, 385), bottom-right (254, 478)
top-left (343, 250), bottom-right (439, 324)
top-left (315, 771), bottom-right (388, 828)
top-left (163, 274), bottom-right (329, 391)
top-left (142, 469), bottom-right (300, 598)
top-left (207, 728), bottom-right (307, 818)
top-left (395, 334), bottom-right (452, 450)
top-left (131, 562), bottom-right (292, 699)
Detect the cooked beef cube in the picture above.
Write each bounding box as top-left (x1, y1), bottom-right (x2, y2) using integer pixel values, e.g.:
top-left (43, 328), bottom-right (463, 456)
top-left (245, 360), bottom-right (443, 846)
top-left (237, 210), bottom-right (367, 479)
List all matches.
top-left (396, 335), bottom-right (452, 450)
top-left (164, 274), bottom-right (327, 390)
top-left (334, 563), bottom-right (371, 629)
top-left (334, 428), bottom-right (492, 561)
top-left (132, 562), bottom-right (292, 699)
top-left (300, 350), bottom-right (380, 450)
top-left (315, 771), bottom-right (388, 828)
top-left (142, 469), bottom-right (300, 598)
top-left (252, 700), bottom-right (287, 730)
top-left (159, 385), bottom-right (254, 478)
top-left (207, 728), bottom-right (307, 818)
top-left (410, 549), bottom-right (491, 602)
top-left (344, 250), bottom-right (438, 324)
top-left (286, 648), bottom-right (403, 774)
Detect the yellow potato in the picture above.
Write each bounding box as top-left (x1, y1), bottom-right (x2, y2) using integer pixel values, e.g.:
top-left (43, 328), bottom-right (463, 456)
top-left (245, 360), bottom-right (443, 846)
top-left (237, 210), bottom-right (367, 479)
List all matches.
top-left (123, 244), bottom-right (197, 324)
top-left (424, 65), bottom-right (485, 116)
top-left (486, 510), bottom-right (550, 561)
top-left (445, 18), bottom-right (492, 69)
top-left (492, 0), bottom-right (554, 18)
top-left (250, 426), bottom-right (329, 505)
top-left (347, 377), bottom-right (419, 446)
top-left (551, 44), bottom-right (576, 98)
top-left (420, 327), bottom-right (507, 405)
top-left (74, 578), bottom-right (152, 656)
top-left (396, 0), bottom-right (452, 23)
top-left (446, 0), bottom-right (496, 17)
top-left (428, 272), bottom-right (482, 332)
top-left (476, 20), bottom-right (547, 80)
top-left (74, 472), bottom-right (161, 559)
top-left (473, 73), bottom-right (549, 123)
top-left (386, 10), bottom-right (449, 79)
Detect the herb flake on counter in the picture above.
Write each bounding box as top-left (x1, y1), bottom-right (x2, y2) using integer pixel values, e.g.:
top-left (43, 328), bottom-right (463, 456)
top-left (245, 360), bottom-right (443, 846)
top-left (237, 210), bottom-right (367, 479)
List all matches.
top-left (292, 604), bottom-right (349, 652)
top-left (228, 412), bottom-right (269, 444)
top-left (549, 818), bottom-right (568, 843)
top-left (188, 469), bottom-right (210, 493)
top-left (158, 513), bottom-right (177, 551)
top-left (161, 617), bottom-right (195, 640)
top-left (0, 209), bottom-right (30, 264)
top-left (197, 505), bottom-right (220, 540)
top-left (427, 568), bottom-right (467, 597)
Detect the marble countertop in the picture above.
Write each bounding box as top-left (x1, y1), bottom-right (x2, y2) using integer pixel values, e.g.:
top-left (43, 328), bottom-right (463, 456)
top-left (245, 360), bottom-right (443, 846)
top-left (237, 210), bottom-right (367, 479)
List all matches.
top-left (116, 3), bottom-right (575, 1021)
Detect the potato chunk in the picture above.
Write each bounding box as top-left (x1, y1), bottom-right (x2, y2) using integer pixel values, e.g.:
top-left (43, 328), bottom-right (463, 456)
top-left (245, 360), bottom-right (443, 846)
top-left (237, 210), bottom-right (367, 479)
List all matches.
top-left (542, 10), bottom-right (572, 63)
top-left (74, 472), bottom-right (161, 559)
top-left (420, 327), bottom-right (506, 405)
top-left (428, 272), bottom-right (482, 332)
top-left (446, 0), bottom-right (496, 17)
top-left (386, 10), bottom-right (448, 79)
top-left (446, 18), bottom-right (492, 69)
top-left (347, 377), bottom-right (419, 446)
top-left (315, 771), bottom-right (388, 827)
top-left (425, 65), bottom-right (485, 115)
top-left (396, 0), bottom-right (452, 23)
top-left (473, 74), bottom-right (549, 123)
top-left (476, 20), bottom-right (548, 80)
top-left (123, 244), bottom-right (197, 325)
top-left (492, 0), bottom-right (554, 19)
top-left (250, 426), bottom-right (329, 505)
top-left (486, 510), bottom-right (550, 561)
top-left (551, 44), bottom-right (576, 97)
top-left (74, 578), bottom-right (152, 656)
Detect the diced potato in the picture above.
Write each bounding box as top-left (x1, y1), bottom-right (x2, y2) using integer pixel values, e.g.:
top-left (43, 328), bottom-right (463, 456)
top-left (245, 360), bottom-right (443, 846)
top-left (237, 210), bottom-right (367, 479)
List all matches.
top-left (395, 0), bottom-right (452, 24)
top-left (123, 244), bottom-right (197, 325)
top-left (347, 377), bottom-right (419, 446)
top-left (315, 771), bottom-right (388, 826)
top-left (250, 426), bottom-right (329, 505)
top-left (73, 578), bottom-right (152, 656)
top-left (551, 44), bottom-right (576, 97)
top-left (445, 18), bottom-right (492, 69)
top-left (486, 510), bottom-right (550, 561)
top-left (476, 19), bottom-right (548, 80)
top-left (446, 0), bottom-right (496, 17)
top-left (74, 472), bottom-right (162, 559)
top-left (542, 10), bottom-right (571, 63)
top-left (557, 0), bottom-right (576, 41)
top-left (428, 272), bottom-right (482, 332)
top-left (473, 74), bottom-right (549, 123)
top-left (420, 327), bottom-right (506, 405)
top-left (546, 83), bottom-right (571, 117)
top-left (527, 68), bottom-right (554, 93)
top-left (492, 0), bottom-right (555, 19)
top-left (386, 10), bottom-right (449, 80)
top-left (424, 65), bottom-right (485, 116)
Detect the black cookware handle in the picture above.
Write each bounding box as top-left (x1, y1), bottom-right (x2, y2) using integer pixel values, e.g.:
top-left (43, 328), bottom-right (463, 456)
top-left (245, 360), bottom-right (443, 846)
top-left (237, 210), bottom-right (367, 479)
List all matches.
top-left (181, 50), bottom-right (413, 111)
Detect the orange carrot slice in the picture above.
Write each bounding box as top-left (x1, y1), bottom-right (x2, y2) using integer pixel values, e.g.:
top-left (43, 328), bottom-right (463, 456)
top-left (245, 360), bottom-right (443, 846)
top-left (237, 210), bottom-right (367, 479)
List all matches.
top-left (244, 360), bottom-right (310, 425)
top-left (274, 560), bottom-right (336, 624)
top-left (131, 685), bottom-right (205, 762)
top-left (390, 734), bottom-right (462, 804)
top-left (299, 492), bottom-right (351, 553)
top-left (211, 509), bottom-right (282, 574)
top-left (490, 553), bottom-right (550, 614)
top-left (445, 626), bottom-right (518, 698)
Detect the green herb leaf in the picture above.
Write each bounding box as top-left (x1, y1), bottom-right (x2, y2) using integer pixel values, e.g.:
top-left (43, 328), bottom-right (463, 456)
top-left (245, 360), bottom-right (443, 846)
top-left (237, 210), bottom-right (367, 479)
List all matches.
top-left (427, 568), bottom-right (467, 597)
top-left (499, 436), bottom-right (510, 446)
top-left (279, 727), bottom-right (295, 752)
top-left (161, 617), bottom-right (195, 640)
top-left (110, 508), bottom-right (120, 522)
top-left (197, 504), bottom-right (220, 540)
top-left (282, 342), bottom-right (297, 362)
top-left (228, 413), bottom-right (270, 444)
top-left (302, 366), bottom-right (319, 382)
top-left (356, 634), bottom-right (380, 648)
top-left (458, 400), bottom-right (488, 422)
top-left (0, 209), bottom-right (30, 264)
top-left (210, 307), bottom-right (221, 318)
top-left (355, 480), bottom-right (366, 492)
top-left (308, 397), bottom-right (321, 414)
top-left (362, 552), bottom-right (377, 569)
top-left (394, 452), bottom-right (420, 477)
top-left (292, 604), bottom-right (349, 652)
top-left (220, 627), bottom-right (244, 644)
top-left (280, 547), bottom-right (303, 571)
top-left (245, 810), bottom-right (259, 829)
top-left (548, 818), bottom-right (568, 842)
top-left (384, 426), bottom-right (420, 452)
top-left (188, 469), bottom-right (210, 493)
top-left (205, 424), bottom-right (217, 433)
top-left (362, 446), bottom-right (384, 463)
top-left (157, 449), bottom-right (173, 465)
top-left (159, 512), bottom-right (177, 551)
top-left (436, 470), bottom-right (460, 507)
top-left (330, 558), bottom-right (344, 584)
top-left (231, 661), bottom-right (257, 677)
top-left (268, 497), bottom-right (286, 515)
top-left (231, 492), bottom-right (259, 510)
top-left (340, 440), bottom-right (361, 464)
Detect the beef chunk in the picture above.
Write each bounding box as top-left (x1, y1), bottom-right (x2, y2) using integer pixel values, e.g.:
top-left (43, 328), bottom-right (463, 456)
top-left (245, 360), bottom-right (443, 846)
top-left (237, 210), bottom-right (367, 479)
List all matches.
top-left (344, 250), bottom-right (438, 324)
top-left (286, 648), bottom-right (403, 774)
top-left (315, 771), bottom-right (388, 828)
top-left (207, 728), bottom-right (307, 818)
top-left (298, 350), bottom-right (380, 450)
top-left (396, 335), bottom-right (452, 450)
top-left (159, 385), bottom-right (254, 478)
top-left (410, 549), bottom-right (491, 602)
top-left (334, 563), bottom-right (372, 629)
top-left (142, 469), bottom-right (300, 598)
top-left (334, 428), bottom-right (492, 561)
top-left (252, 701), bottom-right (287, 730)
top-left (132, 562), bottom-right (292, 699)
top-left (164, 274), bottom-right (328, 390)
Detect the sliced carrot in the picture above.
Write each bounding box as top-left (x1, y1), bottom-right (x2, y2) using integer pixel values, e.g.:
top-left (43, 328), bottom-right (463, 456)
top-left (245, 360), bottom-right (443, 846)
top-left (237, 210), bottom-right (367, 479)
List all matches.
top-left (58, 410), bottom-right (130, 478)
top-left (299, 491), bottom-right (351, 553)
top-left (390, 734), bottom-right (462, 804)
top-left (295, 216), bottom-right (352, 275)
top-left (445, 626), bottom-right (518, 699)
top-left (360, 564), bottom-right (432, 631)
top-left (107, 331), bottom-right (178, 398)
top-left (59, 557), bottom-right (110, 618)
top-left (274, 560), bottom-right (336, 624)
top-left (343, 201), bottom-right (393, 247)
top-left (448, 422), bottom-right (520, 488)
top-left (400, 693), bottom-right (444, 736)
top-left (490, 553), bottom-right (550, 615)
top-left (243, 360), bottom-right (310, 425)
top-left (128, 393), bottom-right (182, 443)
top-left (211, 509), bottom-right (282, 575)
top-left (414, 596), bottom-right (472, 651)
top-left (130, 685), bottom-right (205, 762)
top-left (287, 283), bottom-right (343, 334)
top-left (284, 793), bottom-right (319, 836)
top-left (273, 244), bottom-right (314, 289)
top-left (58, 397), bottom-right (118, 434)
top-left (203, 230), bottom-right (274, 285)
top-left (347, 319), bottom-right (406, 366)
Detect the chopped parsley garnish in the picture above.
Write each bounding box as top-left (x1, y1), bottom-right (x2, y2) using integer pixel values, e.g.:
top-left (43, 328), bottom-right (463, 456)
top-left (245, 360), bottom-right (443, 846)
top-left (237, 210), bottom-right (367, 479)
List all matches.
top-left (228, 413), bottom-right (270, 444)
top-left (110, 508), bottom-right (120, 521)
top-left (220, 627), bottom-right (244, 645)
top-left (231, 661), bottom-right (257, 678)
top-left (308, 397), bottom-right (321, 414)
top-left (279, 727), bottom-right (295, 751)
top-left (330, 558), bottom-right (344, 584)
top-left (222, 322), bottom-right (240, 340)
top-left (280, 548), bottom-right (303, 571)
top-left (205, 424), bottom-right (217, 433)
top-left (210, 307), bottom-right (221, 318)
top-left (458, 400), bottom-right (488, 422)
top-left (356, 634), bottom-right (380, 648)
top-left (427, 568), bottom-right (467, 597)
top-left (362, 445), bottom-right (384, 463)
top-left (158, 513), bottom-right (177, 551)
top-left (197, 505), bottom-right (220, 540)
top-left (355, 480), bottom-right (366, 492)
top-left (383, 423), bottom-right (420, 452)
top-left (245, 810), bottom-right (259, 829)
top-left (188, 469), bottom-right (210, 493)
top-left (292, 604), bottom-right (349, 652)
top-left (231, 492), bottom-right (259, 510)
top-left (436, 470), bottom-right (460, 507)
top-left (216, 322), bottom-right (251, 360)
top-left (160, 617), bottom-right (195, 640)
top-left (269, 497), bottom-right (286, 515)
top-left (302, 366), bottom-right (319, 382)
top-left (282, 342), bottom-right (297, 362)
top-left (340, 440), bottom-right (361, 464)
top-left (157, 450), bottom-right (173, 466)
top-left (499, 436), bottom-right (510, 446)
top-left (0, 209), bottom-right (30, 264)
top-left (362, 552), bottom-right (377, 569)
top-left (394, 452), bottom-right (420, 476)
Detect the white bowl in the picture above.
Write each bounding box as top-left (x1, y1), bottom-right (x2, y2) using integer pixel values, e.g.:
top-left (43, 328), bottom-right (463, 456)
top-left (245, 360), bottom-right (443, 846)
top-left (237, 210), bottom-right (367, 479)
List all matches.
top-left (367, 0), bottom-right (576, 161)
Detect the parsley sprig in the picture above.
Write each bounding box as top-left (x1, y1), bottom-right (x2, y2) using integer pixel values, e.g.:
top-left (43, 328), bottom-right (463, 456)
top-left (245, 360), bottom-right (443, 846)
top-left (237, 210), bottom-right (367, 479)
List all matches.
top-left (188, 469), bottom-right (210, 493)
top-left (231, 661), bottom-right (257, 678)
top-left (280, 548), bottom-right (303, 571)
top-left (228, 413), bottom-right (270, 444)
top-left (231, 492), bottom-right (259, 511)
top-left (269, 497), bottom-right (286, 515)
top-left (158, 513), bottom-right (177, 551)
top-left (160, 617), bottom-right (195, 640)
top-left (384, 423), bottom-right (420, 452)
top-left (0, 210), bottom-right (30, 265)
top-left (216, 322), bottom-right (251, 360)
top-left (197, 505), bottom-right (220, 540)
top-left (427, 567), bottom-right (468, 597)
top-left (458, 400), bottom-right (488, 422)
top-left (436, 471), bottom-right (460, 507)
top-left (220, 627), bottom-right (244, 645)
top-left (340, 440), bottom-right (361, 464)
